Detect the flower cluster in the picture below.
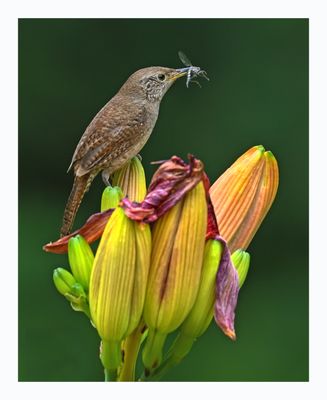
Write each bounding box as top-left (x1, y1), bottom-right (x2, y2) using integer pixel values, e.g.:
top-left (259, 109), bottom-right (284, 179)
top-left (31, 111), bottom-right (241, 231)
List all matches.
top-left (44, 146), bottom-right (278, 381)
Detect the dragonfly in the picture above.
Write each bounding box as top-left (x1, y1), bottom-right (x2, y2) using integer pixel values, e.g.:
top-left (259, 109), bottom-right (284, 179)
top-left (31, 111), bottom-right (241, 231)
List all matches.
top-left (177, 51), bottom-right (210, 88)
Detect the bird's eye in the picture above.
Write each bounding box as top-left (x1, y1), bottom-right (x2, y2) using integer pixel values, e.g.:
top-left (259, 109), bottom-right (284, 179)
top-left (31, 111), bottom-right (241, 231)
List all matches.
top-left (158, 74), bottom-right (166, 81)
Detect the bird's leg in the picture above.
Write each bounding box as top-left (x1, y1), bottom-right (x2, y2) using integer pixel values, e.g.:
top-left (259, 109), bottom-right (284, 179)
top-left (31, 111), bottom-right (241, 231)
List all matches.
top-left (102, 168), bottom-right (112, 186)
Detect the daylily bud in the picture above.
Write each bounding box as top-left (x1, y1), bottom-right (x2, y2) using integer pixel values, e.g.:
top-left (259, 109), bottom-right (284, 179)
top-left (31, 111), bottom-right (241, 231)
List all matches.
top-left (111, 156), bottom-right (147, 202)
top-left (178, 239), bottom-right (223, 340)
top-left (89, 206), bottom-right (151, 371)
top-left (210, 145), bottom-right (279, 252)
top-left (68, 235), bottom-right (94, 291)
top-left (100, 186), bottom-right (123, 212)
top-left (53, 268), bottom-right (90, 317)
top-left (53, 267), bottom-right (77, 296)
top-left (231, 249), bottom-right (250, 289)
top-left (164, 248), bottom-right (250, 367)
top-left (142, 181), bottom-right (207, 370)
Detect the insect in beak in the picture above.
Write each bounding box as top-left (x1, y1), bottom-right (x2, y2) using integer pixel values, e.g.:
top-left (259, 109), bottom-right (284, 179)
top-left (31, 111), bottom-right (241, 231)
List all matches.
top-left (176, 51), bottom-right (210, 88)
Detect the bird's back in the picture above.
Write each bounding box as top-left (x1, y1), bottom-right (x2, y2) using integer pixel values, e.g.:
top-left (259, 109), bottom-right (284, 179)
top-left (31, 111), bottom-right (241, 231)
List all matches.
top-left (68, 92), bottom-right (159, 177)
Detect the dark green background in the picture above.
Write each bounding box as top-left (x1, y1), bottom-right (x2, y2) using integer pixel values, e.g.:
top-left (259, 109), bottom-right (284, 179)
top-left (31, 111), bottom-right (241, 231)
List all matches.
top-left (19, 19), bottom-right (308, 381)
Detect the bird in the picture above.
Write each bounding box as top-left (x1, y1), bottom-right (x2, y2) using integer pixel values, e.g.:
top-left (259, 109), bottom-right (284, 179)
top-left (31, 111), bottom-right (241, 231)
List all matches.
top-left (60, 66), bottom-right (188, 237)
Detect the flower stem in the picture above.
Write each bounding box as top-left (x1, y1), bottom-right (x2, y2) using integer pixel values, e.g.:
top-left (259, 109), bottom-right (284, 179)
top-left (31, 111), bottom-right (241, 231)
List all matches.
top-left (104, 368), bottom-right (118, 381)
top-left (118, 322), bottom-right (146, 381)
top-left (140, 333), bottom-right (195, 381)
top-left (142, 329), bottom-right (167, 377)
top-left (100, 340), bottom-right (122, 381)
top-left (139, 355), bottom-right (177, 381)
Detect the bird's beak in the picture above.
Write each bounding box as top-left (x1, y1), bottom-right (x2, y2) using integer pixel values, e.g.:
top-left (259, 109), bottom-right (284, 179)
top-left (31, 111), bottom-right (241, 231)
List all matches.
top-left (168, 68), bottom-right (189, 81)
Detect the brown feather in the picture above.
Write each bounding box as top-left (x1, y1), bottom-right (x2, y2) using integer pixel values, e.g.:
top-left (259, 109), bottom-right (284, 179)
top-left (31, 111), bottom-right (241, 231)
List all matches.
top-left (62, 66), bottom-right (183, 234)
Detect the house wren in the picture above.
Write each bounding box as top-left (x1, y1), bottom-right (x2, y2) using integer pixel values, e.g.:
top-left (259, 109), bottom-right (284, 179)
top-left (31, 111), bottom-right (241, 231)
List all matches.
top-left (61, 66), bottom-right (188, 237)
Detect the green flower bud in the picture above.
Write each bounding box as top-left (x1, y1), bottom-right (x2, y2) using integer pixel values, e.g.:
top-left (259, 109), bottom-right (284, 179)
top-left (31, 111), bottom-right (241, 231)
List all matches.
top-left (101, 186), bottom-right (123, 212)
top-left (167, 248), bottom-right (251, 368)
top-left (68, 235), bottom-right (94, 291)
top-left (53, 268), bottom-right (90, 317)
top-left (53, 267), bottom-right (77, 296)
top-left (179, 239), bottom-right (224, 339)
top-left (231, 249), bottom-right (250, 288)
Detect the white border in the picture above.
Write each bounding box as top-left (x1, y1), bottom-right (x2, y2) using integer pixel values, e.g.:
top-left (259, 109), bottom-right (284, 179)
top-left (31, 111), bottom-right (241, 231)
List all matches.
top-left (2, 0), bottom-right (326, 399)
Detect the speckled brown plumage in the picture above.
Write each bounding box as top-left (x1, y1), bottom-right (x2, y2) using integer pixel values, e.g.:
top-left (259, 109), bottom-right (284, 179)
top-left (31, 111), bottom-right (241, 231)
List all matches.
top-left (61, 66), bottom-right (187, 236)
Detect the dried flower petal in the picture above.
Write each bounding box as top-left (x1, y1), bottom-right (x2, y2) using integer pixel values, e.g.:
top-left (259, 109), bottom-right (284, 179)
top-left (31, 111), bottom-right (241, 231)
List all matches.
top-left (122, 154), bottom-right (204, 223)
top-left (43, 209), bottom-right (114, 254)
top-left (214, 236), bottom-right (239, 341)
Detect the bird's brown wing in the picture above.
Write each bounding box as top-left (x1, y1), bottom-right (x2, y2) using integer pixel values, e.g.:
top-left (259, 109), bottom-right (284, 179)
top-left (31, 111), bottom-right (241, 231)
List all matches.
top-left (75, 128), bottom-right (134, 176)
top-left (69, 98), bottom-right (148, 177)
top-left (67, 100), bottom-right (121, 173)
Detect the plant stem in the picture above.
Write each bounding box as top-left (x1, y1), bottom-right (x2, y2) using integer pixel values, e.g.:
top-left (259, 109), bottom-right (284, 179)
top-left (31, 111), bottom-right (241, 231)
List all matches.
top-left (142, 329), bottom-right (167, 375)
top-left (104, 368), bottom-right (118, 381)
top-left (139, 355), bottom-right (178, 381)
top-left (140, 333), bottom-right (195, 381)
top-left (118, 322), bottom-right (146, 381)
top-left (100, 340), bottom-right (122, 381)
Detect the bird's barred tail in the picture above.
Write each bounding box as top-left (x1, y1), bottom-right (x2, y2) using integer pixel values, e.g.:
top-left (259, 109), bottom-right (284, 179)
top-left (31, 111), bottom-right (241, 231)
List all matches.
top-left (60, 173), bottom-right (95, 237)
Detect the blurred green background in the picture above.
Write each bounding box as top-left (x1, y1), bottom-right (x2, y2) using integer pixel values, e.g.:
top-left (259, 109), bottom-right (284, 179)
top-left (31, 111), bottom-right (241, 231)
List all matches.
top-left (19, 19), bottom-right (308, 381)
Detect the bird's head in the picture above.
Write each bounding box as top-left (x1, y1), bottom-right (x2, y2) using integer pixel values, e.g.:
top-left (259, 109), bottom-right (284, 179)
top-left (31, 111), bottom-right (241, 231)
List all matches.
top-left (119, 67), bottom-right (188, 102)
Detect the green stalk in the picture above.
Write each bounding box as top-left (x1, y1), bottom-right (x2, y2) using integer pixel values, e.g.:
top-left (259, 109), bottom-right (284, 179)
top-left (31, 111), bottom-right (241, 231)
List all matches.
top-left (118, 323), bottom-right (146, 381)
top-left (142, 329), bottom-right (167, 377)
top-left (100, 340), bottom-right (122, 382)
top-left (140, 333), bottom-right (195, 381)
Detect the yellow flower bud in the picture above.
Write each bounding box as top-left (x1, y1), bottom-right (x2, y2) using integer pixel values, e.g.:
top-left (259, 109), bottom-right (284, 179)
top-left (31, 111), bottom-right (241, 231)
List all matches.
top-left (142, 181), bottom-right (207, 370)
top-left (89, 207), bottom-right (151, 370)
top-left (210, 145), bottom-right (279, 252)
top-left (111, 156), bottom-right (147, 202)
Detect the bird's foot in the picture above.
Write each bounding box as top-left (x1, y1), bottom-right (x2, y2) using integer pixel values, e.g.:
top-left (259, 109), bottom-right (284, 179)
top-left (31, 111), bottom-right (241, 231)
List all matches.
top-left (102, 169), bottom-right (112, 186)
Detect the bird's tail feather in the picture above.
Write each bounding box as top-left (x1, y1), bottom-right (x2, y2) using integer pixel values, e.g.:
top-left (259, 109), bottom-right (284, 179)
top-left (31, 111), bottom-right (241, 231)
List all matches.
top-left (60, 173), bottom-right (95, 237)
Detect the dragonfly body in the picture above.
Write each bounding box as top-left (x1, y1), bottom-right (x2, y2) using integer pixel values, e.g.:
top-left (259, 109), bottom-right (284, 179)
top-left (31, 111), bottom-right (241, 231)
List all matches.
top-left (177, 51), bottom-right (209, 88)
